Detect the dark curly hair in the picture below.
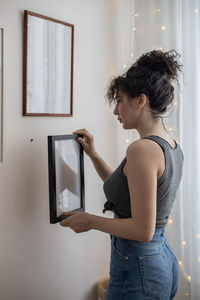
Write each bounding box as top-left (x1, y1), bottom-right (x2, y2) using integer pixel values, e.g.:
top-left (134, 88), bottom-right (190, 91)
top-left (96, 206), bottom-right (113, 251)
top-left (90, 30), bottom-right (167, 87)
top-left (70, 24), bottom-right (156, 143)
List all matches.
top-left (106, 50), bottom-right (183, 119)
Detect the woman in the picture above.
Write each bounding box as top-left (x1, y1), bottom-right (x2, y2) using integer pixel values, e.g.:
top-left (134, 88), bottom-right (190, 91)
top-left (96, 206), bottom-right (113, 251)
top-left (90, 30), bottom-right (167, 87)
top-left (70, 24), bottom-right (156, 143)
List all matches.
top-left (60, 50), bottom-right (184, 299)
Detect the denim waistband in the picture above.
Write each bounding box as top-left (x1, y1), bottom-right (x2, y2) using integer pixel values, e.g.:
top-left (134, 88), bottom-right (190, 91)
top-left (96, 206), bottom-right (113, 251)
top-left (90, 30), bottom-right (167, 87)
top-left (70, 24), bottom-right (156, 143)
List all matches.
top-left (111, 227), bottom-right (166, 242)
top-left (151, 226), bottom-right (166, 240)
top-left (110, 227), bottom-right (167, 258)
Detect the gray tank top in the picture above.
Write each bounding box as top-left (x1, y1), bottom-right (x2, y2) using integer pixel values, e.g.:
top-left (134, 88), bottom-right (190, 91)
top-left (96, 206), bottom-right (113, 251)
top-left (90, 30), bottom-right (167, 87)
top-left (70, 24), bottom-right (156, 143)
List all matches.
top-left (103, 135), bottom-right (184, 228)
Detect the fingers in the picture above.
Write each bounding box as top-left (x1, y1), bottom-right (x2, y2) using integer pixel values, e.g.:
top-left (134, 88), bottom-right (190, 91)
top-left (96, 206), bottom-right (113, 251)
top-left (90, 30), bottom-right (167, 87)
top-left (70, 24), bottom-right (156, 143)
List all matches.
top-left (62, 211), bottom-right (77, 216)
top-left (73, 137), bottom-right (87, 150)
top-left (73, 128), bottom-right (87, 134)
top-left (61, 212), bottom-right (73, 222)
top-left (60, 213), bottom-right (80, 233)
top-left (76, 136), bottom-right (85, 144)
top-left (60, 211), bottom-right (78, 226)
top-left (60, 219), bottom-right (68, 226)
top-left (73, 129), bottom-right (92, 148)
top-left (72, 129), bottom-right (96, 157)
top-left (73, 129), bottom-right (93, 140)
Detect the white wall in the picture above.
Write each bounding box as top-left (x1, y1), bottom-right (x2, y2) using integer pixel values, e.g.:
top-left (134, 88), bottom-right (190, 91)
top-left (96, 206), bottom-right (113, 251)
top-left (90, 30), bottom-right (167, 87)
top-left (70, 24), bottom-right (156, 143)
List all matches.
top-left (0, 1), bottom-right (119, 299)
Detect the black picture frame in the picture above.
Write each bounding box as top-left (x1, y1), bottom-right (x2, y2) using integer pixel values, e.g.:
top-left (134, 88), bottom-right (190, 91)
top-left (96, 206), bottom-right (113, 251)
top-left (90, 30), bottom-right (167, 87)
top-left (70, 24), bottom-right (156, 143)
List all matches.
top-left (48, 134), bottom-right (85, 224)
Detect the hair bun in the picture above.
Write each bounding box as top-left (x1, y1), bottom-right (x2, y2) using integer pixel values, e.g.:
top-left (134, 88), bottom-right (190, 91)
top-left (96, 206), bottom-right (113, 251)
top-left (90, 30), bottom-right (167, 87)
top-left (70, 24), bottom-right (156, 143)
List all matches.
top-left (135, 50), bottom-right (182, 83)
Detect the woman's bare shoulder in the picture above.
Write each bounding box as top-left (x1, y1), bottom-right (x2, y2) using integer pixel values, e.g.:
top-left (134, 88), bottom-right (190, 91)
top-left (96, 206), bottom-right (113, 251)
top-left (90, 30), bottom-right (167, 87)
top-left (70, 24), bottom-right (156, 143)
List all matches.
top-left (127, 138), bottom-right (161, 154)
top-left (125, 139), bottom-right (164, 177)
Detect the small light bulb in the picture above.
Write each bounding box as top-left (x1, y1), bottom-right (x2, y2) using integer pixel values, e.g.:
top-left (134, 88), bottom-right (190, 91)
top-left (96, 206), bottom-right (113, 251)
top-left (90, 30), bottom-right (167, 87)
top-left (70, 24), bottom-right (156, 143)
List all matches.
top-left (130, 52), bottom-right (134, 57)
top-left (157, 47), bottom-right (163, 50)
top-left (123, 64), bottom-right (127, 68)
top-left (161, 26), bottom-right (166, 30)
top-left (132, 27), bottom-right (136, 31)
top-left (153, 9), bottom-right (161, 13)
top-left (187, 276), bottom-right (191, 282)
top-left (185, 293), bottom-right (189, 296)
top-left (198, 256), bottom-right (200, 262)
top-left (195, 9), bottom-right (199, 13)
top-left (178, 261), bottom-right (183, 266)
top-left (196, 234), bottom-right (200, 238)
top-left (126, 139), bottom-right (130, 143)
top-left (134, 13), bottom-right (139, 17)
top-left (168, 128), bottom-right (174, 132)
top-left (182, 241), bottom-right (187, 245)
top-left (168, 218), bottom-right (173, 224)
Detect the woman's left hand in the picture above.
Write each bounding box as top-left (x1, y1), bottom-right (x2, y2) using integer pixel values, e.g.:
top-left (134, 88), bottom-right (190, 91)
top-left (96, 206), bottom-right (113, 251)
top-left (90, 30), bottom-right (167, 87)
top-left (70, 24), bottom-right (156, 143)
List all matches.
top-left (60, 211), bottom-right (94, 233)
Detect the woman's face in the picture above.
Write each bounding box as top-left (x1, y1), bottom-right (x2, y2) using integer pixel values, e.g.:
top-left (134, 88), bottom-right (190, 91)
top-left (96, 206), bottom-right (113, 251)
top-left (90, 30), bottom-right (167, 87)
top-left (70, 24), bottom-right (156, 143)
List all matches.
top-left (113, 90), bottom-right (141, 129)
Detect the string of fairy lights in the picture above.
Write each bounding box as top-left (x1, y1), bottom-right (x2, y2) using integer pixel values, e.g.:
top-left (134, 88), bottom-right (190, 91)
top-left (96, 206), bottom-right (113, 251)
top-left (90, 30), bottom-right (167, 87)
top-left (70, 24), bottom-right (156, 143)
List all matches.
top-left (121, 4), bottom-right (200, 297)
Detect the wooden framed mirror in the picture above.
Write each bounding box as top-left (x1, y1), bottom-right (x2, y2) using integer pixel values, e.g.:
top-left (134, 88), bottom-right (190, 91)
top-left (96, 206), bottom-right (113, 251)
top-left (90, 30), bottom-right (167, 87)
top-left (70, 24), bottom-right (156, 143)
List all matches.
top-left (23, 10), bottom-right (74, 116)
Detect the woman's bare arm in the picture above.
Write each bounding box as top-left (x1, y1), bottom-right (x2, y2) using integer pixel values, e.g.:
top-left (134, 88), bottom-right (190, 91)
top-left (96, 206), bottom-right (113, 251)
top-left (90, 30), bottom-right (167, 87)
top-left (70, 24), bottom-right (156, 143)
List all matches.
top-left (73, 129), bottom-right (113, 181)
top-left (60, 139), bottom-right (159, 242)
top-left (89, 151), bottom-right (113, 181)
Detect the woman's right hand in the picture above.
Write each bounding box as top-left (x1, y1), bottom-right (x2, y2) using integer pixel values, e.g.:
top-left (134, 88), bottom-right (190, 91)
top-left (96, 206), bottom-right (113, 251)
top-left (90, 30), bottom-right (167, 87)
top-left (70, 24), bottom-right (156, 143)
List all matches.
top-left (73, 129), bottom-right (97, 158)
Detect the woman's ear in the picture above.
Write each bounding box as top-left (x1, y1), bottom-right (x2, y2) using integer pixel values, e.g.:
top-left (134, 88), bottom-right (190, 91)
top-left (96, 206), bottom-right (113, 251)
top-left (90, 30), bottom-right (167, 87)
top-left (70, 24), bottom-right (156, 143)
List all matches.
top-left (138, 93), bottom-right (147, 110)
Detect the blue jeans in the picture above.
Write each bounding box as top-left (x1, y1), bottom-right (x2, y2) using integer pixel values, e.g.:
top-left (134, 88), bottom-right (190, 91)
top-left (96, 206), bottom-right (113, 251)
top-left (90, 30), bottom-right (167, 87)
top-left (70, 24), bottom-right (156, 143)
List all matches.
top-left (106, 227), bottom-right (179, 300)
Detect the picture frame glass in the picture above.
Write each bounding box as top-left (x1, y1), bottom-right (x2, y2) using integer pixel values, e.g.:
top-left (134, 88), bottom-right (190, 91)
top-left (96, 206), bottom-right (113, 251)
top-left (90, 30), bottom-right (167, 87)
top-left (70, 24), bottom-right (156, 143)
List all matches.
top-left (55, 139), bottom-right (81, 217)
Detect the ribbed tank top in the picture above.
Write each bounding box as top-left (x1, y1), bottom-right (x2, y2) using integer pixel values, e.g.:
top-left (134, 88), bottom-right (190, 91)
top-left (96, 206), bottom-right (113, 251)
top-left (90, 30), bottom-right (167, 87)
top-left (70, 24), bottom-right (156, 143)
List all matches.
top-left (103, 135), bottom-right (184, 228)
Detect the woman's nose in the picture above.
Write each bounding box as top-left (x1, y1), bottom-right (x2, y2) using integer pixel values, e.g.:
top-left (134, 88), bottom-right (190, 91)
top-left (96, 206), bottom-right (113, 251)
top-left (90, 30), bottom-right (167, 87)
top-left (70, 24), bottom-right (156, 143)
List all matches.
top-left (113, 104), bottom-right (118, 115)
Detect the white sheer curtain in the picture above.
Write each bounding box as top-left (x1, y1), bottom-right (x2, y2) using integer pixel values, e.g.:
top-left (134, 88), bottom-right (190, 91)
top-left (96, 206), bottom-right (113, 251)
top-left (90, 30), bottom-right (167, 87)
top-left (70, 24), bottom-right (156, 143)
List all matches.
top-left (115, 1), bottom-right (200, 299)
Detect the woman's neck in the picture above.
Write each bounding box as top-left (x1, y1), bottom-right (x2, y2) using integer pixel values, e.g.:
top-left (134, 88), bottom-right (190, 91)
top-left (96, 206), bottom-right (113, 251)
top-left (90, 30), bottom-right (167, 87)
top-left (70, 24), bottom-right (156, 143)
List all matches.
top-left (138, 119), bottom-right (168, 139)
